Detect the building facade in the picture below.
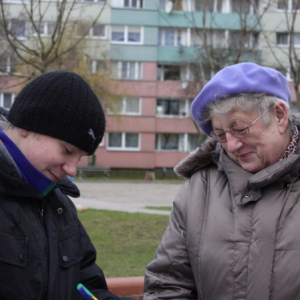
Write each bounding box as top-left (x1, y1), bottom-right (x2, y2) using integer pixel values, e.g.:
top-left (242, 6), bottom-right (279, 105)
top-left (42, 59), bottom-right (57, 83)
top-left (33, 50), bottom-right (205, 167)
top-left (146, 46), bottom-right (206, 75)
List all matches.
top-left (0, 0), bottom-right (299, 171)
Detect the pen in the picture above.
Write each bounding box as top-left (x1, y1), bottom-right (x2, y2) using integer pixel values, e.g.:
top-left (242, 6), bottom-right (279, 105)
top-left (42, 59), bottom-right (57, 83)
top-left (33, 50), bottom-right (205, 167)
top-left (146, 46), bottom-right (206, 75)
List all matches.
top-left (77, 283), bottom-right (99, 300)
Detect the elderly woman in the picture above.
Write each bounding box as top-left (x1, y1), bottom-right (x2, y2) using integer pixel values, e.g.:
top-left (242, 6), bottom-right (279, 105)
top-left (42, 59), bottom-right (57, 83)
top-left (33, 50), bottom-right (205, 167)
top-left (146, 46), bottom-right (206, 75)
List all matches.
top-left (144, 63), bottom-right (300, 300)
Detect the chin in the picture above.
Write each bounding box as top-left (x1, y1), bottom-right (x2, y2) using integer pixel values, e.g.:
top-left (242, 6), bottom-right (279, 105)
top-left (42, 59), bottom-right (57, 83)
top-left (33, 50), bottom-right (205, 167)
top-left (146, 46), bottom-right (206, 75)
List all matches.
top-left (239, 163), bottom-right (262, 173)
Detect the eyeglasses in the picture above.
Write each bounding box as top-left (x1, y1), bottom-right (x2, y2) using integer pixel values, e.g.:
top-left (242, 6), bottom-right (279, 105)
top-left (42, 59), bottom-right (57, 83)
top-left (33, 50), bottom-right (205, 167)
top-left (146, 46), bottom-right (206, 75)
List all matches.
top-left (210, 105), bottom-right (274, 143)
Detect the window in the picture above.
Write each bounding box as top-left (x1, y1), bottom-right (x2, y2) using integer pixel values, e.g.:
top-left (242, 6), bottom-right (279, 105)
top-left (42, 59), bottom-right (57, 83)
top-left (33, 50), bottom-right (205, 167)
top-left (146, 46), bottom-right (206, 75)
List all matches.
top-left (124, 0), bottom-right (143, 8)
top-left (277, 0), bottom-right (286, 9)
top-left (278, 0), bottom-right (300, 10)
top-left (231, 0), bottom-right (251, 13)
top-left (191, 29), bottom-right (226, 48)
top-left (158, 28), bottom-right (184, 46)
top-left (90, 60), bottom-right (105, 74)
top-left (79, 0), bottom-right (105, 2)
top-left (276, 32), bottom-right (288, 45)
top-left (156, 99), bottom-right (189, 116)
top-left (188, 134), bottom-right (199, 152)
top-left (9, 20), bottom-right (26, 38)
top-left (194, 0), bottom-right (222, 12)
top-left (159, 0), bottom-right (167, 9)
top-left (3, 0), bottom-right (26, 2)
top-left (0, 57), bottom-right (20, 74)
top-left (157, 64), bottom-right (181, 81)
top-left (111, 61), bottom-right (142, 80)
top-left (276, 32), bottom-right (300, 47)
top-left (229, 31), bottom-right (259, 49)
top-left (110, 97), bottom-right (140, 115)
top-left (156, 133), bottom-right (198, 151)
top-left (156, 133), bottom-right (180, 150)
top-left (111, 0), bottom-right (143, 7)
top-left (92, 24), bottom-right (106, 38)
top-left (108, 132), bottom-right (139, 150)
top-left (77, 23), bottom-right (106, 39)
top-left (292, 0), bottom-right (300, 10)
top-left (292, 33), bottom-right (300, 46)
top-left (111, 25), bottom-right (142, 43)
top-left (157, 99), bottom-right (179, 116)
top-left (32, 22), bottom-right (55, 37)
top-left (0, 93), bottom-right (14, 110)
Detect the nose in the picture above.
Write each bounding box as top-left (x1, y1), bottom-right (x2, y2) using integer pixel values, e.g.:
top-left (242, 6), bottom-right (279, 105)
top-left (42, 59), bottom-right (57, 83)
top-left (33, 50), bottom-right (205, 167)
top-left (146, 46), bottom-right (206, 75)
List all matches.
top-left (62, 159), bottom-right (78, 177)
top-left (225, 132), bottom-right (243, 152)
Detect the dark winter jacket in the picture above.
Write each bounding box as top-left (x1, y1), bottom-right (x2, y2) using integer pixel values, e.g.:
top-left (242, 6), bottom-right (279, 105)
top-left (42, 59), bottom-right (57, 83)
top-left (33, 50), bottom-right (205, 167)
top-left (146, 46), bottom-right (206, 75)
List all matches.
top-left (144, 119), bottom-right (300, 300)
top-left (0, 108), bottom-right (127, 300)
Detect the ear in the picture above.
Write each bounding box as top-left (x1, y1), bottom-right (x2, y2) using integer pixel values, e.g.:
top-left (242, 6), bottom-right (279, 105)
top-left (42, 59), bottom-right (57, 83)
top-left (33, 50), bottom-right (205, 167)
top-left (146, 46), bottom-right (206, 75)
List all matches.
top-left (18, 128), bottom-right (29, 138)
top-left (274, 102), bottom-right (289, 134)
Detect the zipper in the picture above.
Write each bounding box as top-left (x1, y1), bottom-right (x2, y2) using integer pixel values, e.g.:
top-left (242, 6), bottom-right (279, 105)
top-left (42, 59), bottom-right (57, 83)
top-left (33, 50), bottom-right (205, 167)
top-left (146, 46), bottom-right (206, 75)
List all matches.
top-left (37, 200), bottom-right (49, 299)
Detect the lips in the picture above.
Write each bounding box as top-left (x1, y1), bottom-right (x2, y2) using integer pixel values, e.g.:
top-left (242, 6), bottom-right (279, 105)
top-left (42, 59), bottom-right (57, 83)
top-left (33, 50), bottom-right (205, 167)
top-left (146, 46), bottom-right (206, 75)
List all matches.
top-left (237, 152), bottom-right (251, 160)
top-left (48, 170), bottom-right (60, 182)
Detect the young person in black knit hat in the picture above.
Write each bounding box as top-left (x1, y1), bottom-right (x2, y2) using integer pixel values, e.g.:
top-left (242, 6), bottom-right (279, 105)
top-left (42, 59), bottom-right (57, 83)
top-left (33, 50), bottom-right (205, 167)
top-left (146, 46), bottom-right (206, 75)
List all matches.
top-left (0, 72), bottom-right (134, 300)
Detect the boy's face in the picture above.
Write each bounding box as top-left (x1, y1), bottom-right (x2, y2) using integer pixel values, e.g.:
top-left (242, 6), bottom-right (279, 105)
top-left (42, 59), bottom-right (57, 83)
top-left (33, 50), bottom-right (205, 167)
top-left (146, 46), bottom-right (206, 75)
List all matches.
top-left (18, 129), bottom-right (87, 182)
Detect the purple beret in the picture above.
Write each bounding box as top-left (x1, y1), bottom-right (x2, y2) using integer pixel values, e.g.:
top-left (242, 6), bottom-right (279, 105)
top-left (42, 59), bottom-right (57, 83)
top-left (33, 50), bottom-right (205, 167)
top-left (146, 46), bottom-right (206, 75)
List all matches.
top-left (191, 62), bottom-right (291, 135)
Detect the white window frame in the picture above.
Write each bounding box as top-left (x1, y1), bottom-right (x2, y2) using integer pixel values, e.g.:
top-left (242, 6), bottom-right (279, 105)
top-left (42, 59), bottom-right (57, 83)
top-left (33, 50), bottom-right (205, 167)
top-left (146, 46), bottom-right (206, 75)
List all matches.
top-left (111, 25), bottom-right (143, 44)
top-left (108, 97), bottom-right (141, 115)
top-left (0, 93), bottom-right (15, 110)
top-left (111, 61), bottom-right (142, 80)
top-left (107, 132), bottom-right (140, 151)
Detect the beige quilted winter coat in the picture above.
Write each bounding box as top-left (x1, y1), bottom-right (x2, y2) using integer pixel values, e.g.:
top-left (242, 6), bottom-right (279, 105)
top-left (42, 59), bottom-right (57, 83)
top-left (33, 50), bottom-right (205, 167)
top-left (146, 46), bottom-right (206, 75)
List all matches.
top-left (145, 126), bottom-right (300, 300)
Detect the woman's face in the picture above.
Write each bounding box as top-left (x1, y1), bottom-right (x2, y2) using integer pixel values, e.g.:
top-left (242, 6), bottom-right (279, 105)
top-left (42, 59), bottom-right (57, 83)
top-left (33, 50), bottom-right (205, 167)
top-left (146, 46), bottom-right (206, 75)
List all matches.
top-left (211, 103), bottom-right (290, 173)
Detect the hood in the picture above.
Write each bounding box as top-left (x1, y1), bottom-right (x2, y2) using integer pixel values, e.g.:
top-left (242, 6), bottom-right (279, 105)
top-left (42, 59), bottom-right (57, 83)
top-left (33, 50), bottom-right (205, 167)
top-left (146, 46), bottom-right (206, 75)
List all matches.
top-left (175, 113), bottom-right (300, 179)
top-left (0, 107), bottom-right (8, 130)
top-left (174, 137), bottom-right (218, 179)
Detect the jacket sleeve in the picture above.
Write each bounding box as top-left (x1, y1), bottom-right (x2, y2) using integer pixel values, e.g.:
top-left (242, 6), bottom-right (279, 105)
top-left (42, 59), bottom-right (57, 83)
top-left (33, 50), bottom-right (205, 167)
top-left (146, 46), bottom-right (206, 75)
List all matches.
top-left (144, 179), bottom-right (197, 300)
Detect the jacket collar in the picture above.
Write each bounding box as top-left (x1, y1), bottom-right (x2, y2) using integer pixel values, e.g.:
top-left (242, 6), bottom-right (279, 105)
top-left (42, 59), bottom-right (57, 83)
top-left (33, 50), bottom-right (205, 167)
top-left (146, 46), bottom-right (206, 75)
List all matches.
top-left (219, 149), bottom-right (300, 205)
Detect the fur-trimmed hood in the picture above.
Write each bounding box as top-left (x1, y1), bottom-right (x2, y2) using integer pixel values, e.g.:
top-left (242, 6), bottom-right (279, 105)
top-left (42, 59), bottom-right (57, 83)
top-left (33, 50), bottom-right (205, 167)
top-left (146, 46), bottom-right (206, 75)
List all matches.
top-left (175, 113), bottom-right (300, 179)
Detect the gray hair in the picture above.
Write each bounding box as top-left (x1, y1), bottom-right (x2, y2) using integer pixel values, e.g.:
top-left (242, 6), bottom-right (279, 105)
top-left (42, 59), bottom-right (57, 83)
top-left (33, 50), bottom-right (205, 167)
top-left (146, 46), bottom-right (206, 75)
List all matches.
top-left (203, 94), bottom-right (293, 135)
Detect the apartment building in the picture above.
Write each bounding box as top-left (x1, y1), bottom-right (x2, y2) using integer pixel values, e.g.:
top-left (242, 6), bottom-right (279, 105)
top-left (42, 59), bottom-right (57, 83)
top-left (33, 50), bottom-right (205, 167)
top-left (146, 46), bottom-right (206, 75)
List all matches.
top-left (0, 0), bottom-right (298, 171)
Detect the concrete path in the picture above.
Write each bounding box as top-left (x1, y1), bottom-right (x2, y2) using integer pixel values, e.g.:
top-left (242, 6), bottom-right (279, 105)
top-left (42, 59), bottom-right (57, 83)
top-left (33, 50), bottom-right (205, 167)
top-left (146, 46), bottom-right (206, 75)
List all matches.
top-left (70, 180), bottom-right (183, 215)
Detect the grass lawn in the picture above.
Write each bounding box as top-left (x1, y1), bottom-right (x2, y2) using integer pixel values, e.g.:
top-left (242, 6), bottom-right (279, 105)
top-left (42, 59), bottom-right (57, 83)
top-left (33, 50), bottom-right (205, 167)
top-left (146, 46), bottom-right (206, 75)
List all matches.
top-left (78, 209), bottom-right (170, 277)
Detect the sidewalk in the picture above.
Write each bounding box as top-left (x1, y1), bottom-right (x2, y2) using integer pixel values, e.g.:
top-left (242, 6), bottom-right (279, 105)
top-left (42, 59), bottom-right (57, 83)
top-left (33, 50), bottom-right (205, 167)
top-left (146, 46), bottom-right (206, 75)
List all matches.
top-left (70, 180), bottom-right (183, 215)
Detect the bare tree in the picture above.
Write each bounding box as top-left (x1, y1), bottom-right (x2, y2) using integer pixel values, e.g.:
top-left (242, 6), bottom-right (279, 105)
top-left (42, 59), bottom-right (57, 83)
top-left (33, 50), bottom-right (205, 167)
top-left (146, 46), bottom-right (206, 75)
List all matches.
top-left (0, 0), bottom-right (107, 84)
top-left (261, 0), bottom-right (300, 110)
top-left (157, 0), bottom-right (272, 145)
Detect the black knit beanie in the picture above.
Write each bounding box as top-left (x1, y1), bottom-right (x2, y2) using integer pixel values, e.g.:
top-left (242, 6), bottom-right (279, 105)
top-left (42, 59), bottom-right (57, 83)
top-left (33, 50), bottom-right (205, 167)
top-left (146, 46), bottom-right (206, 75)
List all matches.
top-left (8, 71), bottom-right (105, 155)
